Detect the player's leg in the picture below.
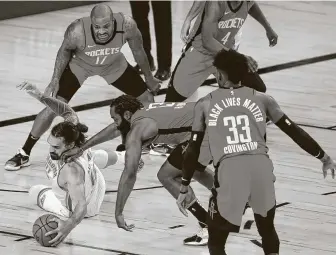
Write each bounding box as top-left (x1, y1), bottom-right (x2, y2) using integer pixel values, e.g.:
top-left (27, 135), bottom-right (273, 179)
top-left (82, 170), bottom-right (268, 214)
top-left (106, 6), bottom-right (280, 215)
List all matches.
top-left (29, 185), bottom-right (71, 218)
top-left (86, 169), bottom-right (106, 217)
top-left (164, 45), bottom-right (215, 102)
top-left (129, 1), bottom-right (155, 72)
top-left (249, 155), bottom-right (279, 255)
top-left (157, 142), bottom-right (210, 245)
top-left (151, 0), bottom-right (172, 80)
top-left (207, 158), bottom-right (251, 254)
top-left (5, 65), bottom-right (82, 170)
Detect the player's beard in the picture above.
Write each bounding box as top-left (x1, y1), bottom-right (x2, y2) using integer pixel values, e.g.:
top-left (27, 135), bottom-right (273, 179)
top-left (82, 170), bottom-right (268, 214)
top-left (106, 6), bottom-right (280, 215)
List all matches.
top-left (50, 152), bottom-right (60, 160)
top-left (117, 117), bottom-right (131, 136)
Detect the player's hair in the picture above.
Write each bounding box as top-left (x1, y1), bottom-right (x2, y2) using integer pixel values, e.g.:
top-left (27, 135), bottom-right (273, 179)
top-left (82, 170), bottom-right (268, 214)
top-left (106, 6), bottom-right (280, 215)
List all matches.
top-left (213, 49), bottom-right (249, 84)
top-left (51, 121), bottom-right (88, 147)
top-left (110, 95), bottom-right (143, 116)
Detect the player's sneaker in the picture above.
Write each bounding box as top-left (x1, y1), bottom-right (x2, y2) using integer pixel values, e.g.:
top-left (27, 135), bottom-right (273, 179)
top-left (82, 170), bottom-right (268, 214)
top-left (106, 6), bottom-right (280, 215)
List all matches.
top-left (5, 148), bottom-right (31, 171)
top-left (149, 143), bottom-right (175, 156)
top-left (183, 227), bottom-right (208, 246)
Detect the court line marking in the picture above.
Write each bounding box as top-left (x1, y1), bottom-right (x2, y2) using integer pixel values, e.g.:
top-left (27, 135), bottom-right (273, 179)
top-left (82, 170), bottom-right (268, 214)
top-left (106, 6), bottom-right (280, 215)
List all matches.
top-left (1, 52), bottom-right (335, 129)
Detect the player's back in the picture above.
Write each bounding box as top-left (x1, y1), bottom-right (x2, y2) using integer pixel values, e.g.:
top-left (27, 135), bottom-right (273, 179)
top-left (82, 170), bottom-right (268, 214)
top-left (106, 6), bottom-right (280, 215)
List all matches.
top-left (206, 86), bottom-right (269, 166)
top-left (131, 102), bottom-right (195, 145)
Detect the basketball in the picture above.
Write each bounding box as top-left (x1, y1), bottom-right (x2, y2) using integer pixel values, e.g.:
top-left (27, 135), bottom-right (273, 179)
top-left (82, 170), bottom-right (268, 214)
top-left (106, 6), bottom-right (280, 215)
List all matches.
top-left (32, 214), bottom-right (59, 247)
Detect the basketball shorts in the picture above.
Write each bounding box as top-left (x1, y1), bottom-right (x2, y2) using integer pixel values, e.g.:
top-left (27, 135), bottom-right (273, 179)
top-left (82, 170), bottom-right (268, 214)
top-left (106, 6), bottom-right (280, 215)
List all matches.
top-left (168, 45), bottom-right (216, 99)
top-left (167, 135), bottom-right (212, 171)
top-left (208, 154), bottom-right (276, 231)
top-left (56, 62), bottom-right (148, 101)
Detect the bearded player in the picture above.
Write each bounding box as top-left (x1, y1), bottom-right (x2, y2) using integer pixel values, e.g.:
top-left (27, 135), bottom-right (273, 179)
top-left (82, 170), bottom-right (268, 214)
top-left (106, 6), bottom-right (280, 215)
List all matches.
top-left (165, 1), bottom-right (278, 102)
top-left (18, 82), bottom-right (144, 247)
top-left (61, 95), bottom-right (216, 244)
top-left (176, 50), bottom-right (336, 255)
top-left (5, 3), bottom-right (160, 171)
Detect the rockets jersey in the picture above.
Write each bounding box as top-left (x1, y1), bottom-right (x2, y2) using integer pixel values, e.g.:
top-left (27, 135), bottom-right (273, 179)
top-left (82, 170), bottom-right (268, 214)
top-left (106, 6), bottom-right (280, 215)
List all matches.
top-left (45, 148), bottom-right (98, 211)
top-left (131, 102), bottom-right (196, 145)
top-left (206, 87), bottom-right (269, 166)
top-left (69, 13), bottom-right (128, 77)
top-left (190, 1), bottom-right (253, 55)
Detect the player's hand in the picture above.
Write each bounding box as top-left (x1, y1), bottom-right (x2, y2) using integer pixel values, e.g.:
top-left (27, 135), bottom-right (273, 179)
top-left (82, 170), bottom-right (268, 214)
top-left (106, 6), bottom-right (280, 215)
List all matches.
top-left (244, 55), bottom-right (258, 73)
top-left (137, 158), bottom-right (145, 173)
top-left (115, 214), bottom-right (135, 232)
top-left (266, 28), bottom-right (278, 47)
top-left (43, 78), bottom-right (60, 97)
top-left (180, 19), bottom-right (191, 43)
top-left (46, 218), bottom-right (72, 247)
top-left (61, 147), bottom-right (83, 163)
top-left (17, 81), bottom-right (43, 100)
top-left (321, 155), bottom-right (336, 179)
top-left (145, 76), bottom-right (161, 95)
top-left (176, 185), bottom-right (189, 217)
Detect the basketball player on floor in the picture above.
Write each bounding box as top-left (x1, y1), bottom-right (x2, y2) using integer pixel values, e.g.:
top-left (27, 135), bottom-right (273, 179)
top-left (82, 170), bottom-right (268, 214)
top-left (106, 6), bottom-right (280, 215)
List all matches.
top-left (18, 82), bottom-right (144, 247)
top-left (176, 49), bottom-right (336, 255)
top-left (165, 0), bottom-right (278, 102)
top-left (62, 95), bottom-right (215, 243)
top-left (5, 3), bottom-right (160, 171)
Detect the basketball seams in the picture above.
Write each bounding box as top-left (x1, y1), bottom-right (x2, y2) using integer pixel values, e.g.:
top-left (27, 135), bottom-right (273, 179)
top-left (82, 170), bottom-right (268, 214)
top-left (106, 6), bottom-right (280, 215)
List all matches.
top-left (33, 214), bottom-right (59, 247)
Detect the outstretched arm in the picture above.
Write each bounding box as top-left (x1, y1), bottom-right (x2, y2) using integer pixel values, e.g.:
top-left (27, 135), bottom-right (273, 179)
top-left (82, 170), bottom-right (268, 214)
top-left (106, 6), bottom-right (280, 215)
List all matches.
top-left (248, 2), bottom-right (273, 33)
top-left (264, 94), bottom-right (333, 165)
top-left (18, 81), bottom-right (78, 124)
top-left (181, 96), bottom-right (209, 187)
top-left (115, 119), bottom-right (158, 229)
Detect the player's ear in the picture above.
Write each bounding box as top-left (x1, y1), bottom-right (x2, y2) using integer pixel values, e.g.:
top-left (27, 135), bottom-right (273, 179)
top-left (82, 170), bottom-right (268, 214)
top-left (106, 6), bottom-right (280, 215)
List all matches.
top-left (123, 110), bottom-right (132, 121)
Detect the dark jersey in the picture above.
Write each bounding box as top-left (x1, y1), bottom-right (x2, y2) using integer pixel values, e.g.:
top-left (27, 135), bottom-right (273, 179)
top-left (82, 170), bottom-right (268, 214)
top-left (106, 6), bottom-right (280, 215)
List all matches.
top-left (206, 87), bottom-right (269, 165)
top-left (131, 102), bottom-right (195, 145)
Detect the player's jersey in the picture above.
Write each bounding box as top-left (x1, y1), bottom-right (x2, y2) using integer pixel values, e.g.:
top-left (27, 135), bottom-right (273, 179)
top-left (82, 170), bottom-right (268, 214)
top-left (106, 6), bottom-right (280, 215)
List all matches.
top-left (131, 102), bottom-right (196, 145)
top-left (69, 13), bottom-right (128, 79)
top-left (206, 87), bottom-right (268, 166)
top-left (190, 1), bottom-right (253, 55)
top-left (45, 148), bottom-right (98, 211)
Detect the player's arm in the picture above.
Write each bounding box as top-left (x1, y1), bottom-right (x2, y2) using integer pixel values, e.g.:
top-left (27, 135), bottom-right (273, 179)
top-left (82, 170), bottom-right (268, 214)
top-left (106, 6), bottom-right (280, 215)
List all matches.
top-left (264, 94), bottom-right (332, 163)
top-left (50, 19), bottom-right (81, 82)
top-left (80, 123), bottom-right (121, 151)
top-left (248, 2), bottom-right (274, 33)
top-left (181, 1), bottom-right (206, 42)
top-left (47, 163), bottom-right (87, 246)
top-left (201, 1), bottom-right (230, 55)
top-left (180, 96), bottom-right (209, 192)
top-left (115, 119), bottom-right (158, 217)
top-left (124, 15), bottom-right (155, 82)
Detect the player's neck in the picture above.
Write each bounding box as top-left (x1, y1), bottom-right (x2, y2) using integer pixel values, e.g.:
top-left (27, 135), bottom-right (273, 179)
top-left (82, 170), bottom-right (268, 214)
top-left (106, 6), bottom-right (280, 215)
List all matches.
top-left (220, 80), bottom-right (241, 89)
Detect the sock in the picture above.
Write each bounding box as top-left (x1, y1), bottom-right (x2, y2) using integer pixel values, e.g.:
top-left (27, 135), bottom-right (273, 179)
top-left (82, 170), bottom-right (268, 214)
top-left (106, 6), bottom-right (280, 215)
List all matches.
top-left (188, 201), bottom-right (208, 228)
top-left (29, 185), bottom-right (70, 218)
top-left (22, 133), bottom-right (39, 155)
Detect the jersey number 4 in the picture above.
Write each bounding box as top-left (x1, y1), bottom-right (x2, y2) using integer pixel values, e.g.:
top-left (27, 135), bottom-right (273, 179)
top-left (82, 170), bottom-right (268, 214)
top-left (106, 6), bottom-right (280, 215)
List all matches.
top-left (223, 115), bottom-right (252, 144)
top-left (221, 32), bottom-right (231, 45)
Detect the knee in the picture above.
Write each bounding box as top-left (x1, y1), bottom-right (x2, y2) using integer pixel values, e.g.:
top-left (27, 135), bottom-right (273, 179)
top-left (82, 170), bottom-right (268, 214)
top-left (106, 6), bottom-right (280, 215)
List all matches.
top-left (164, 85), bottom-right (187, 102)
top-left (157, 166), bottom-right (179, 185)
top-left (37, 107), bottom-right (56, 119)
top-left (29, 185), bottom-right (49, 204)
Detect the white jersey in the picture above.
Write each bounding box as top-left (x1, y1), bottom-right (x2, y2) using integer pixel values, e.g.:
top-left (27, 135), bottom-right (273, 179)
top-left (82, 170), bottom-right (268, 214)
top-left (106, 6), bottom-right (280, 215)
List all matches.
top-left (45, 148), bottom-right (100, 211)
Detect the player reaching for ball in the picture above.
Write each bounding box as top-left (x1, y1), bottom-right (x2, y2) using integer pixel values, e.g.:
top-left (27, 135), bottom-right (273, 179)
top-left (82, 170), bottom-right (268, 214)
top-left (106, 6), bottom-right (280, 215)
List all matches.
top-left (18, 82), bottom-right (144, 246)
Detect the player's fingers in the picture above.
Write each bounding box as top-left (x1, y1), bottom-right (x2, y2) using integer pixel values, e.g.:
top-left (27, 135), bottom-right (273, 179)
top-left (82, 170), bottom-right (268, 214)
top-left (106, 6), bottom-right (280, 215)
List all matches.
top-left (323, 169), bottom-right (327, 179)
top-left (332, 169), bottom-right (335, 179)
top-left (45, 229), bottom-right (58, 237)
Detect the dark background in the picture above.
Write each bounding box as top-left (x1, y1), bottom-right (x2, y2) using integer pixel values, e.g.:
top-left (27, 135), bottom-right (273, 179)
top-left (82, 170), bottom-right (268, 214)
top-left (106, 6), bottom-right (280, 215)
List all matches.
top-left (0, 1), bottom-right (101, 21)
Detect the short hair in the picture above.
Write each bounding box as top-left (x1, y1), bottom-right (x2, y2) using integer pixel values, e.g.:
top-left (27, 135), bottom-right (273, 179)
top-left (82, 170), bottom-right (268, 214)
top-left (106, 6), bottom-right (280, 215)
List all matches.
top-left (51, 121), bottom-right (88, 147)
top-left (213, 49), bottom-right (249, 84)
top-left (110, 95), bottom-right (143, 116)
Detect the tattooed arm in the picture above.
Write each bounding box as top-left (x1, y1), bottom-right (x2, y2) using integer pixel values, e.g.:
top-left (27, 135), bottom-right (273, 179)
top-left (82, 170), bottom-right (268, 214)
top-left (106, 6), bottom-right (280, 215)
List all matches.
top-left (44, 19), bottom-right (83, 96)
top-left (123, 15), bottom-right (160, 94)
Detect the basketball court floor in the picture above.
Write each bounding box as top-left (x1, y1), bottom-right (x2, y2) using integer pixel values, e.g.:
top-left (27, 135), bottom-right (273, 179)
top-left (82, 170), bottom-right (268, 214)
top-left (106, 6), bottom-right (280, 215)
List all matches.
top-left (1, 1), bottom-right (336, 254)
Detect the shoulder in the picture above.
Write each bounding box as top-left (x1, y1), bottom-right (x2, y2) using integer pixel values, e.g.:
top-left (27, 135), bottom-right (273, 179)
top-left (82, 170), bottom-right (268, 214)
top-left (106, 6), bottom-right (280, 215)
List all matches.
top-left (130, 117), bottom-right (158, 141)
top-left (123, 15), bottom-right (138, 37)
top-left (64, 19), bottom-right (84, 47)
top-left (195, 94), bottom-right (211, 112)
top-left (63, 161), bottom-right (84, 185)
top-left (255, 91), bottom-right (277, 108)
